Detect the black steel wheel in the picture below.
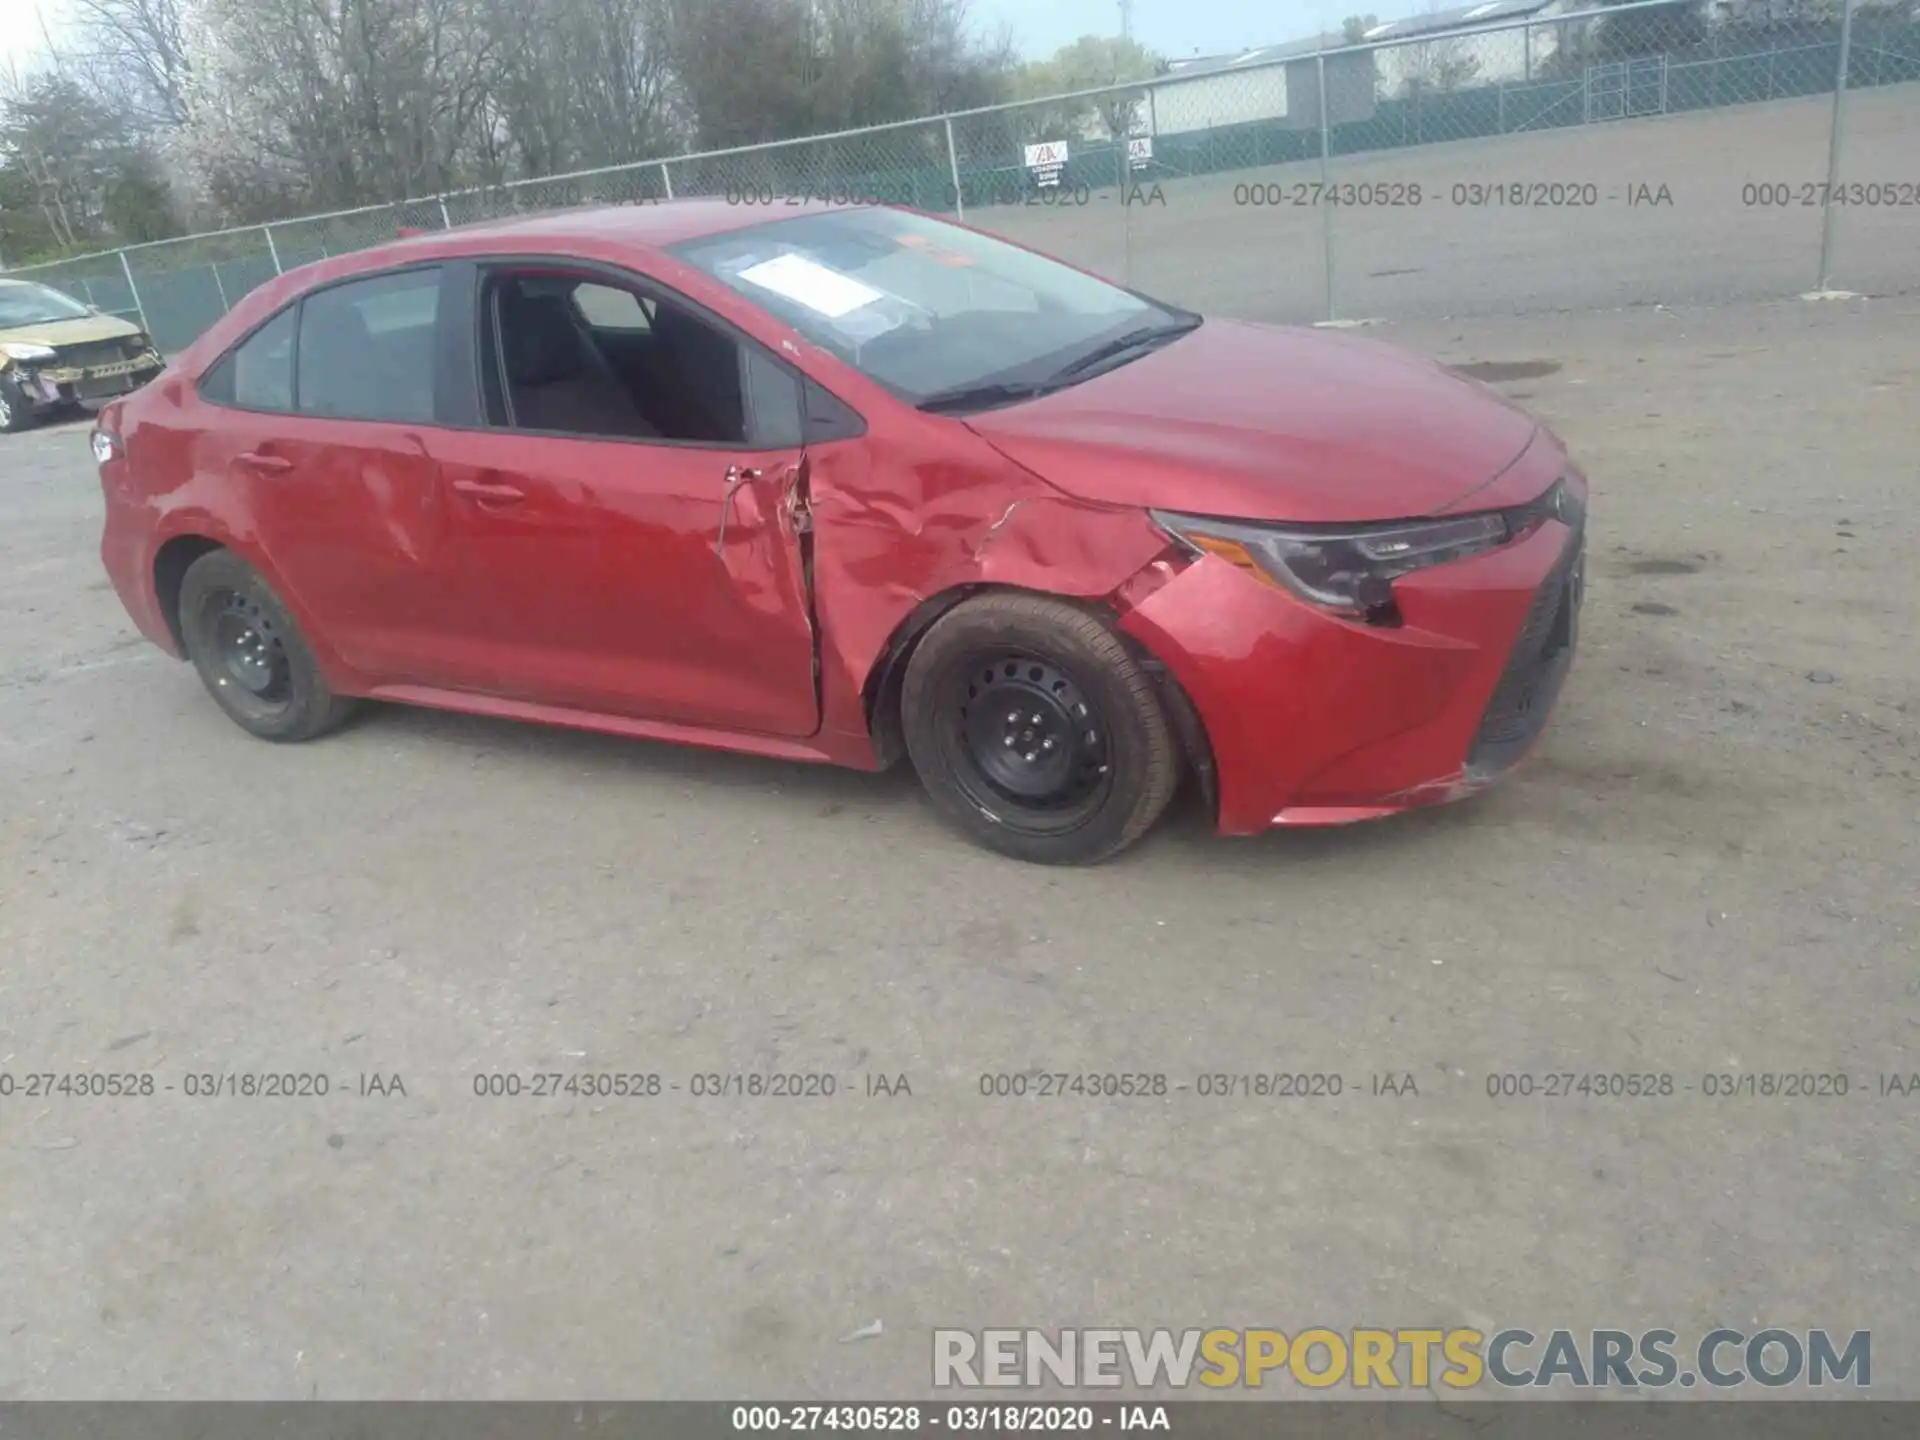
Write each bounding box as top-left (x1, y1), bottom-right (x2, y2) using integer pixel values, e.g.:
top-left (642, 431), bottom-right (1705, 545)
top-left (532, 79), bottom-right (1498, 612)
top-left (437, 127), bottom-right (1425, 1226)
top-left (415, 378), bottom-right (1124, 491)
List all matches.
top-left (207, 589), bottom-right (293, 710)
top-left (901, 593), bottom-right (1180, 864)
top-left (176, 549), bottom-right (357, 741)
top-left (945, 652), bottom-right (1114, 832)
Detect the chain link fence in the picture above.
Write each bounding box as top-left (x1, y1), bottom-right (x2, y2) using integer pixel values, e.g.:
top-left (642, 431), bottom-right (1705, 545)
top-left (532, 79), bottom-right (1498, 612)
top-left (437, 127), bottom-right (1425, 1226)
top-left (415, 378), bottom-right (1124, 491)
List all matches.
top-left (6, 0), bottom-right (1916, 351)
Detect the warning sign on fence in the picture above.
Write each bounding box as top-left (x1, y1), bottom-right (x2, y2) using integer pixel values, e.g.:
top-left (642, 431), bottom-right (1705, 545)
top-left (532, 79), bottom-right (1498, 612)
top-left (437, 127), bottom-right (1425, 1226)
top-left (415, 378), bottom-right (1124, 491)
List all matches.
top-left (1127, 136), bottom-right (1154, 170)
top-left (1023, 140), bottom-right (1069, 187)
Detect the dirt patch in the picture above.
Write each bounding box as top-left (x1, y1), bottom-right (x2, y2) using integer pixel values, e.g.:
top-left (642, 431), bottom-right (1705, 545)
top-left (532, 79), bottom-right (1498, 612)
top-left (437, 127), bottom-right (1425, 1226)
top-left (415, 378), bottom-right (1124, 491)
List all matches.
top-left (1450, 359), bottom-right (1563, 382)
top-left (1627, 558), bottom-right (1702, 576)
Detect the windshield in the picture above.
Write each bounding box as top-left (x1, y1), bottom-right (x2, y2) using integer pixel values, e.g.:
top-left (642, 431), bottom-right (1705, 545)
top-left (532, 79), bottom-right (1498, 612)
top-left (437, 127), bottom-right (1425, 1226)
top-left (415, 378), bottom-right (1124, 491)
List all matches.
top-left (670, 208), bottom-right (1191, 407)
top-left (0, 281), bottom-right (93, 329)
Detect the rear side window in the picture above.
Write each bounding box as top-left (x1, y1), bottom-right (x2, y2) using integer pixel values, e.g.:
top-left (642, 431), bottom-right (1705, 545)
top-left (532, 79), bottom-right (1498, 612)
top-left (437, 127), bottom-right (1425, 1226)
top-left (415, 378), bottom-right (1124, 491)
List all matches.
top-left (572, 282), bottom-right (653, 331)
top-left (200, 307), bottom-right (295, 411)
top-left (297, 269), bottom-right (441, 423)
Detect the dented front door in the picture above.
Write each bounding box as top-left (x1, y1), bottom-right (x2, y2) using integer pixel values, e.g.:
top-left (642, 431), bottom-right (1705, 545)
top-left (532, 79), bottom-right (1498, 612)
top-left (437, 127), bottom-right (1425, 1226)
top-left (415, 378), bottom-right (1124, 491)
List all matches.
top-left (424, 426), bottom-right (819, 737)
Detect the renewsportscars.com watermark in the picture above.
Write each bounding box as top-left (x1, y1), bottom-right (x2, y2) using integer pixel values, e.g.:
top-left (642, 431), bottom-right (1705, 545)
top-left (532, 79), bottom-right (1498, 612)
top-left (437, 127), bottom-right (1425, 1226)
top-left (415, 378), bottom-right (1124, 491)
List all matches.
top-left (933, 1328), bottom-right (1871, 1391)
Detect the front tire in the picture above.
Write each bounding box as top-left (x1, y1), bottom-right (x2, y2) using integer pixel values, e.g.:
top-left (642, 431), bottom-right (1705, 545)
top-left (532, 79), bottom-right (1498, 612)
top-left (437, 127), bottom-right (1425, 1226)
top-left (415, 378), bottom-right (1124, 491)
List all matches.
top-left (0, 375), bottom-right (34, 433)
top-left (900, 593), bottom-right (1180, 864)
top-left (177, 550), bottom-right (357, 741)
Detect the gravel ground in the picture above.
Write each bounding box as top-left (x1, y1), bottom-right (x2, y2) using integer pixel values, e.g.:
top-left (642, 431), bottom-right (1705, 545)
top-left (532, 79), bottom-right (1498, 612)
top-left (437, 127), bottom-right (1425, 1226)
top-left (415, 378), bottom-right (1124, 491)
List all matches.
top-left (980, 85), bottom-right (1920, 322)
top-left (0, 292), bottom-right (1916, 1400)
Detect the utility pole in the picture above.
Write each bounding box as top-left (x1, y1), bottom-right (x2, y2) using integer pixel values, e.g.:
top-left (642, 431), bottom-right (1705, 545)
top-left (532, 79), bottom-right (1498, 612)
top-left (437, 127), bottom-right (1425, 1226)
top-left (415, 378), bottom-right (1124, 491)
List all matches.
top-left (1119, 0), bottom-right (1134, 41)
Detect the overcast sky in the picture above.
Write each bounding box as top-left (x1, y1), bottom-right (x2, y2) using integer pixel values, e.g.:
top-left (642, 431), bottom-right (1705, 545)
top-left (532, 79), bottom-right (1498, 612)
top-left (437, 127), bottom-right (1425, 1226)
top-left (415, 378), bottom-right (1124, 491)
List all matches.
top-left (0, 0), bottom-right (1352, 74)
top-left (0, 0), bottom-right (56, 73)
top-left (974, 0), bottom-right (1343, 58)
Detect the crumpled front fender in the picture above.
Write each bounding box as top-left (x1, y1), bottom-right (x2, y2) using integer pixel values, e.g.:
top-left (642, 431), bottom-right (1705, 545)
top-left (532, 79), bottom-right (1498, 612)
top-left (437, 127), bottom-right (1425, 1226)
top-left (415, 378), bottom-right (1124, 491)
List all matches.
top-left (805, 428), bottom-right (1179, 761)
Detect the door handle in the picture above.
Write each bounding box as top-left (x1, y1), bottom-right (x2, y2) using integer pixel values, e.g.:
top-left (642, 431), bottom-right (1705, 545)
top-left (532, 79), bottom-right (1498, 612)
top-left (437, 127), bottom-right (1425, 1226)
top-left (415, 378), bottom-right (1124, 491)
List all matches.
top-left (451, 478), bottom-right (527, 504)
top-left (235, 451), bottom-right (293, 474)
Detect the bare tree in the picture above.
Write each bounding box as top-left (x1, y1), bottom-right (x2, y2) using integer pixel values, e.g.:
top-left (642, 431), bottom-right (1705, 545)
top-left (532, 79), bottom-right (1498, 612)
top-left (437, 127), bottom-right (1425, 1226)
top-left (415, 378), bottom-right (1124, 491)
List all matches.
top-left (67, 0), bottom-right (197, 128)
top-left (21, 0), bottom-right (1019, 232)
top-left (484, 0), bottom-right (674, 178)
top-left (182, 0), bottom-right (499, 212)
top-left (1399, 11), bottom-right (1486, 95)
top-left (666, 0), bottom-right (1013, 151)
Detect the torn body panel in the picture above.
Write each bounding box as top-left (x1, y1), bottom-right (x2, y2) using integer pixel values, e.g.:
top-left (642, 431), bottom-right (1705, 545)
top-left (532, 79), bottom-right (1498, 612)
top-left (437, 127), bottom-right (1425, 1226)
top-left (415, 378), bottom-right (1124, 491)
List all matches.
top-left (804, 425), bottom-right (1176, 765)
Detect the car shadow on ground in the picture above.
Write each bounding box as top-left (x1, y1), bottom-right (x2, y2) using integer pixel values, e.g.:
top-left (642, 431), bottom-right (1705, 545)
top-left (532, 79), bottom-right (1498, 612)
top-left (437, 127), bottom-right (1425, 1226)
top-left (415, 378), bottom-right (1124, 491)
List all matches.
top-left (330, 692), bottom-right (1490, 869)
top-left (14, 406), bottom-right (101, 438)
top-left (338, 695), bottom-right (926, 805)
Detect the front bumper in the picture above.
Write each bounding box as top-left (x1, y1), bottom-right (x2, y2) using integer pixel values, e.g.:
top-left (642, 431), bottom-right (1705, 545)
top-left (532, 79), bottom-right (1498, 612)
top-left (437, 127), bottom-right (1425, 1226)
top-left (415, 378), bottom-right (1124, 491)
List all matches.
top-left (1119, 498), bottom-right (1585, 836)
top-left (9, 355), bottom-right (164, 413)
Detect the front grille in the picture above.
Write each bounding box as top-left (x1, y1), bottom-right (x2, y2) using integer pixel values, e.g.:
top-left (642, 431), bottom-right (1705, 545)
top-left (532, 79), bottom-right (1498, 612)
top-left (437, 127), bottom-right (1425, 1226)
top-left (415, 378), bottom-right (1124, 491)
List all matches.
top-left (1467, 519), bottom-right (1584, 770)
top-left (53, 338), bottom-right (144, 369)
top-left (75, 371), bottom-right (142, 400)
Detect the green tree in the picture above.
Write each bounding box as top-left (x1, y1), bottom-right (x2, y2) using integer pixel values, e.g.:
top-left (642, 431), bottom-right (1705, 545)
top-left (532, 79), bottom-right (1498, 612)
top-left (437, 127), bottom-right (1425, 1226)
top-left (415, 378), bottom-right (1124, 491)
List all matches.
top-left (0, 70), bottom-right (181, 250)
top-left (1016, 34), bottom-right (1163, 139)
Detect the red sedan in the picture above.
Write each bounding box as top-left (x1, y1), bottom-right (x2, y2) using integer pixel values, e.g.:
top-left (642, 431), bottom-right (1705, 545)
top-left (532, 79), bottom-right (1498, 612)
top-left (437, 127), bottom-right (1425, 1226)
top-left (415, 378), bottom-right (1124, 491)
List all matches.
top-left (93, 200), bottom-right (1585, 864)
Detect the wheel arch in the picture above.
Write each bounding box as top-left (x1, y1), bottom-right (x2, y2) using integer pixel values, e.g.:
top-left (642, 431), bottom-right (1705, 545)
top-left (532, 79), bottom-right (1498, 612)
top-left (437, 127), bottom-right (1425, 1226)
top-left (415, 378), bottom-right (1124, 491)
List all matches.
top-left (860, 581), bottom-right (1218, 822)
top-left (153, 534), bottom-right (228, 654)
top-left (150, 532), bottom-right (357, 696)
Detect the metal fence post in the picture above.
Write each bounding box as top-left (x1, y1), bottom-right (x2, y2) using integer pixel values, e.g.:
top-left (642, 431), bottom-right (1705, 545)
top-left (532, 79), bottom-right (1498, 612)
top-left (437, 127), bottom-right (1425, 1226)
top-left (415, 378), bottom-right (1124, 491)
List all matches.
top-left (210, 262), bottom-right (230, 311)
top-left (1116, 120), bottom-right (1133, 287)
top-left (1815, 0), bottom-right (1858, 291)
top-left (438, 195), bottom-right (454, 228)
top-left (944, 116), bottom-right (965, 220)
top-left (263, 224), bottom-right (283, 275)
top-left (117, 249), bottom-right (150, 336)
top-left (660, 161), bottom-right (674, 200)
top-left (1317, 53), bottom-right (1336, 323)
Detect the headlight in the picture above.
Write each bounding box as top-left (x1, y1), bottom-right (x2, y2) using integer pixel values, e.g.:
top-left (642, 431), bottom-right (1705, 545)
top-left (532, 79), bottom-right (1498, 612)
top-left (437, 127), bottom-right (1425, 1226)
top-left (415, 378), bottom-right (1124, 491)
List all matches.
top-left (1152, 507), bottom-right (1512, 617)
top-left (0, 341), bottom-right (58, 364)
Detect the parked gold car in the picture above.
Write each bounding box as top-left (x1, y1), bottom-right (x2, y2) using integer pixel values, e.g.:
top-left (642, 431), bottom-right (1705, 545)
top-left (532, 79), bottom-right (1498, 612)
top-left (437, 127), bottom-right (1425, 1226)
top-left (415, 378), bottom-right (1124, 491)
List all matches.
top-left (0, 278), bottom-right (165, 433)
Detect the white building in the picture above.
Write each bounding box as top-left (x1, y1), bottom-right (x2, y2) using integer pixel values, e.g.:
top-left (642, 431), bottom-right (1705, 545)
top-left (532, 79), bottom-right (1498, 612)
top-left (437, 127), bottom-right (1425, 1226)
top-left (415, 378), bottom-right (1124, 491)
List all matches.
top-left (1150, 33), bottom-right (1383, 133)
top-left (1362, 0), bottom-right (1575, 97)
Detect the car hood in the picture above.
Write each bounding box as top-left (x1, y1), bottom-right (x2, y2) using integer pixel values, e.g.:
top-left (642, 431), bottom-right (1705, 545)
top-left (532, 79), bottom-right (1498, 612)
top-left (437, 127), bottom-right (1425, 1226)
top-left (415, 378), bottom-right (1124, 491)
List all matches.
top-left (963, 318), bottom-right (1541, 524)
top-left (0, 314), bottom-right (143, 348)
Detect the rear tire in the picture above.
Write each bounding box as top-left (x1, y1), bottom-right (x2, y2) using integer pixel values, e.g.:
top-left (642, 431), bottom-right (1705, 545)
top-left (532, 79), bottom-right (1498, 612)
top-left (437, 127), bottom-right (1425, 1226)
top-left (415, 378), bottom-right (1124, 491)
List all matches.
top-left (177, 550), bottom-right (357, 741)
top-left (900, 593), bottom-right (1180, 864)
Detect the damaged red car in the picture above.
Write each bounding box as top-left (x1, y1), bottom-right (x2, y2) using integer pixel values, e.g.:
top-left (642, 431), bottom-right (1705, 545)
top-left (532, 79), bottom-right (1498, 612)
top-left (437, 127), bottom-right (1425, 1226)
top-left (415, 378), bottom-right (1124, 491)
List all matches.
top-left (94, 200), bottom-right (1585, 864)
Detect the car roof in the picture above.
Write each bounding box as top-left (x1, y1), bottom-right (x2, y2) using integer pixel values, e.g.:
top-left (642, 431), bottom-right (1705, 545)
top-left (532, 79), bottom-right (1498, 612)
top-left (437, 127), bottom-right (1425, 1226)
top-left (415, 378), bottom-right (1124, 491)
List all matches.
top-left (182, 197), bottom-right (895, 363)
top-left (382, 197), bottom-right (877, 259)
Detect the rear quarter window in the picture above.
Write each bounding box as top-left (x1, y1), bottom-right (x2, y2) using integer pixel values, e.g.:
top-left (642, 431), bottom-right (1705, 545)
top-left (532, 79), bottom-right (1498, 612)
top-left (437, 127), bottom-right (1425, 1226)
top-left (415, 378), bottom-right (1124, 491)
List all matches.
top-left (199, 306), bottom-right (296, 412)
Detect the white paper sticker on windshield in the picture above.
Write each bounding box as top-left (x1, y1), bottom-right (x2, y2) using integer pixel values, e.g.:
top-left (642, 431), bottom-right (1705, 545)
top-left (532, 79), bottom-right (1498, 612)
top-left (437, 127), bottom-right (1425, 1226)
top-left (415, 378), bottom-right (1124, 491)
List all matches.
top-left (737, 253), bottom-right (885, 318)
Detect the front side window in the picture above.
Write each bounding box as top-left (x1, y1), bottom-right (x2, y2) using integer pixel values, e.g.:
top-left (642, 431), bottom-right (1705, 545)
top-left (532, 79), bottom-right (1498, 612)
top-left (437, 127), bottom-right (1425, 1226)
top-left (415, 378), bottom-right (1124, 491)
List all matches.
top-left (485, 271), bottom-right (751, 444)
top-left (0, 281), bottom-right (93, 328)
top-left (669, 208), bottom-right (1196, 410)
top-left (296, 269), bottom-right (441, 423)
